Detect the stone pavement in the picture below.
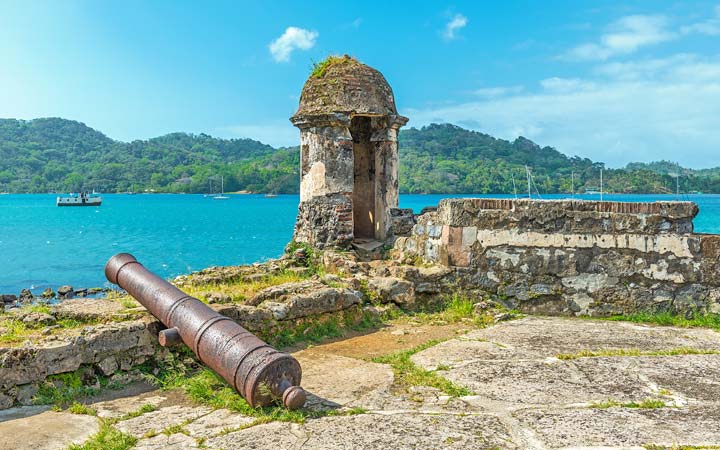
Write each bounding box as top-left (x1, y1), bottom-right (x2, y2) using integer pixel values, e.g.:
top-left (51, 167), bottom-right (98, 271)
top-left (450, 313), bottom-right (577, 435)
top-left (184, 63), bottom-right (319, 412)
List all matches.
top-left (1, 316), bottom-right (720, 449)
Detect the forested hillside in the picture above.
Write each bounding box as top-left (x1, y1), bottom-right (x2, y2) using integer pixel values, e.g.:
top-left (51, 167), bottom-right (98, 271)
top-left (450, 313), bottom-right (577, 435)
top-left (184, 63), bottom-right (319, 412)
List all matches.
top-left (0, 118), bottom-right (297, 193)
top-left (1, 118), bottom-right (719, 194)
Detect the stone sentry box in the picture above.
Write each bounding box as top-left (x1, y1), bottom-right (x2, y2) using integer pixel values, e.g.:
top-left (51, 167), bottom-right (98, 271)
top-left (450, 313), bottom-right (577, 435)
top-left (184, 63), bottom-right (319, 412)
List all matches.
top-left (290, 56), bottom-right (408, 248)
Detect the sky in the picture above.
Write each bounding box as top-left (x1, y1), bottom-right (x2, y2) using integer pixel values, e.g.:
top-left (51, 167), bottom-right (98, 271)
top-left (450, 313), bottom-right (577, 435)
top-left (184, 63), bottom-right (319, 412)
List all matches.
top-left (1, 1), bottom-right (719, 168)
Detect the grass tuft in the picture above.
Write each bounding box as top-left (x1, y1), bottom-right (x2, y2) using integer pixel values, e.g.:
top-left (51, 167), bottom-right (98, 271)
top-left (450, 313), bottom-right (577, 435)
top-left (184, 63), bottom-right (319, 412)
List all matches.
top-left (603, 312), bottom-right (720, 331)
top-left (181, 270), bottom-right (313, 305)
top-left (590, 398), bottom-right (667, 409)
top-left (557, 347), bottom-right (720, 360)
top-left (398, 293), bottom-right (515, 327)
top-left (67, 402), bottom-right (97, 416)
top-left (34, 370), bottom-right (100, 407)
top-left (68, 421), bottom-right (137, 450)
top-left (372, 340), bottom-right (472, 397)
top-left (113, 403), bottom-right (157, 422)
top-left (310, 55), bottom-right (355, 78)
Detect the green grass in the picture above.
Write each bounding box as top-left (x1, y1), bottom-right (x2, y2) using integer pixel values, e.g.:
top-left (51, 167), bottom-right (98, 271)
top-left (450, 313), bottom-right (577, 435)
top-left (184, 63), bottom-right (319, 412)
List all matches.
top-left (556, 347), bottom-right (720, 360)
top-left (260, 307), bottom-right (383, 349)
top-left (0, 301), bottom-right (129, 344)
top-left (398, 293), bottom-right (516, 327)
top-left (372, 340), bottom-right (472, 397)
top-left (26, 304), bottom-right (53, 314)
top-left (67, 422), bottom-right (137, 450)
top-left (439, 294), bottom-right (475, 322)
top-left (590, 398), bottom-right (668, 409)
top-left (162, 421), bottom-right (189, 436)
top-left (645, 446), bottom-right (720, 449)
top-left (182, 270), bottom-right (311, 305)
top-left (67, 402), bottom-right (97, 416)
top-left (34, 370), bottom-right (101, 407)
top-left (145, 366), bottom-right (310, 423)
top-left (603, 312), bottom-right (720, 331)
top-left (115, 403), bottom-right (157, 421)
top-left (310, 55), bottom-right (353, 78)
top-left (116, 296), bottom-right (139, 309)
top-left (0, 320), bottom-right (30, 343)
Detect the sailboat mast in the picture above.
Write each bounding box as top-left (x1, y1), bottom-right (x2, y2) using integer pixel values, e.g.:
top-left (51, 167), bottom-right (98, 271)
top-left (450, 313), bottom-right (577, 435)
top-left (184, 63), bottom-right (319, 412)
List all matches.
top-left (511, 172), bottom-right (518, 199)
top-left (600, 168), bottom-right (603, 202)
top-left (571, 171), bottom-right (574, 198)
top-left (526, 166), bottom-right (531, 199)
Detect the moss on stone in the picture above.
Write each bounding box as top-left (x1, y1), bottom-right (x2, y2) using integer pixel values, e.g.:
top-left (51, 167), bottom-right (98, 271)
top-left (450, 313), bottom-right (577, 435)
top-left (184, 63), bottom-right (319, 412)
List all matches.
top-left (293, 54), bottom-right (399, 119)
top-left (556, 347), bottom-right (720, 360)
top-left (590, 398), bottom-right (668, 409)
top-left (310, 55), bottom-right (356, 79)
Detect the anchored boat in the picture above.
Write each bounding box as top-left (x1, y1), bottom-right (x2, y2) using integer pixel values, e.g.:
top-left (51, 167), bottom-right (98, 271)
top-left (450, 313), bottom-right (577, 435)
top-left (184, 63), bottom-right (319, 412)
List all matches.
top-left (56, 192), bottom-right (102, 207)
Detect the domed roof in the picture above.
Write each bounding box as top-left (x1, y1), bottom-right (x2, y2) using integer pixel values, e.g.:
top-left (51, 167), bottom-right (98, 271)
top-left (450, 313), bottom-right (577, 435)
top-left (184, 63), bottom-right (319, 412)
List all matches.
top-left (292, 56), bottom-right (399, 121)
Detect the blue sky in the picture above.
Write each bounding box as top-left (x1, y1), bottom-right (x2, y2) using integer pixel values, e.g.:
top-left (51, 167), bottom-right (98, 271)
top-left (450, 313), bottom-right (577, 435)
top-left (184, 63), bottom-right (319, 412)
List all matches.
top-left (1, 1), bottom-right (719, 168)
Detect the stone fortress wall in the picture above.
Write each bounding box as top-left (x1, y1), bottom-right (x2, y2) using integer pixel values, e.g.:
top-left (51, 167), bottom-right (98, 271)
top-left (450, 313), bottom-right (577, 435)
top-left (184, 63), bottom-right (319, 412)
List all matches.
top-left (392, 198), bottom-right (720, 316)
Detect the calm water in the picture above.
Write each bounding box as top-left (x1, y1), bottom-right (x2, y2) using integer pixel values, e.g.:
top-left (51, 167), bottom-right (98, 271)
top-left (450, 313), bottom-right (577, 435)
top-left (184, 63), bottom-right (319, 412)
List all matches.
top-left (1, 193), bottom-right (719, 294)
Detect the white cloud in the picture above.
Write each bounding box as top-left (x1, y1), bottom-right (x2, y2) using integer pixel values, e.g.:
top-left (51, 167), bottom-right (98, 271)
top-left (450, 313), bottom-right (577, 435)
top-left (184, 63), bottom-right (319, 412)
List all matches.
top-left (540, 77), bottom-right (596, 92)
top-left (682, 5), bottom-right (720, 36)
top-left (268, 27), bottom-right (318, 63)
top-left (473, 85), bottom-right (524, 98)
top-left (443, 14), bottom-right (467, 40)
top-left (564, 15), bottom-right (676, 61)
top-left (593, 53), bottom-right (696, 80)
top-left (403, 54), bottom-right (720, 168)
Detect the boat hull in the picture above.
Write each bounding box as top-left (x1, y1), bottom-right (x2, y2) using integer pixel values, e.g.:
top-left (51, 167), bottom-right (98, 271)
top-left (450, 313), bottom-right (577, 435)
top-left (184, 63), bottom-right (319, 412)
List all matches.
top-left (56, 197), bottom-right (102, 206)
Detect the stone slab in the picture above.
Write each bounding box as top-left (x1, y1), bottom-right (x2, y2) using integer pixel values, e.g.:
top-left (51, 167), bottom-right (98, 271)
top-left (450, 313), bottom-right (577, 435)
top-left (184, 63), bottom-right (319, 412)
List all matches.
top-left (0, 408), bottom-right (99, 450)
top-left (295, 351), bottom-right (393, 408)
top-left (207, 413), bottom-right (517, 450)
top-left (115, 404), bottom-right (213, 437)
top-left (205, 421), bottom-right (299, 449)
top-left (133, 432), bottom-right (200, 450)
top-left (184, 408), bottom-right (256, 439)
top-left (91, 393), bottom-right (168, 419)
top-left (460, 316), bottom-right (720, 358)
top-left (515, 404), bottom-right (720, 448)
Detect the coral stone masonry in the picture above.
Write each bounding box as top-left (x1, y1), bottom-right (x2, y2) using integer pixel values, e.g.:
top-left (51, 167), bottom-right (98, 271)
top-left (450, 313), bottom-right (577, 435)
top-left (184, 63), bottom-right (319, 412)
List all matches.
top-left (290, 56), bottom-right (408, 248)
top-left (394, 198), bottom-right (720, 316)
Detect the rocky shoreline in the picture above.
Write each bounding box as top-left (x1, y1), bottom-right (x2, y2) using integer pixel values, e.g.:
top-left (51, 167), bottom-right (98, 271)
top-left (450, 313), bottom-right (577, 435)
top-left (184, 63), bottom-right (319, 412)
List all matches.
top-left (1, 285), bottom-right (111, 310)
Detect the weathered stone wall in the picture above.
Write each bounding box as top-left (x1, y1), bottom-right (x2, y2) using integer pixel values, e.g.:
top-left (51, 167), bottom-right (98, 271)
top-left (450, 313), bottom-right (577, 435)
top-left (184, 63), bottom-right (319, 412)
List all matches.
top-left (394, 198), bottom-right (720, 316)
top-left (0, 319), bottom-right (163, 409)
top-left (371, 121), bottom-right (402, 242)
top-left (292, 120), bottom-right (354, 248)
top-left (292, 116), bottom-right (405, 248)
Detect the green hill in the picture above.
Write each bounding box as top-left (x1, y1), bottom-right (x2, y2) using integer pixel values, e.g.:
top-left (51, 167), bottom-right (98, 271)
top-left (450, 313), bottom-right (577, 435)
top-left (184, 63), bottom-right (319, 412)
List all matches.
top-left (0, 118), bottom-right (295, 194)
top-left (1, 118), bottom-right (719, 194)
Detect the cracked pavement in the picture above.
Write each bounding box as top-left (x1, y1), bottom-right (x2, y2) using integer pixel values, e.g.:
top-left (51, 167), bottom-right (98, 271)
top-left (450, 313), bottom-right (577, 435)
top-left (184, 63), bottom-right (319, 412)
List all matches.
top-left (1, 316), bottom-right (720, 449)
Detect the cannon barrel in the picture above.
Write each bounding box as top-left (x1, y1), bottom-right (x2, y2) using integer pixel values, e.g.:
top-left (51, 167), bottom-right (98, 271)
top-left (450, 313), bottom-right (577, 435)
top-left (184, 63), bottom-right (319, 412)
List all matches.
top-left (105, 253), bottom-right (306, 410)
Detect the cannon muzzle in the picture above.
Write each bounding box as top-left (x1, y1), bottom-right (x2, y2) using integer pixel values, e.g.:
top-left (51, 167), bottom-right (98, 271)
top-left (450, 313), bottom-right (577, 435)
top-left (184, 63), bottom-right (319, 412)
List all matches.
top-left (105, 253), bottom-right (306, 410)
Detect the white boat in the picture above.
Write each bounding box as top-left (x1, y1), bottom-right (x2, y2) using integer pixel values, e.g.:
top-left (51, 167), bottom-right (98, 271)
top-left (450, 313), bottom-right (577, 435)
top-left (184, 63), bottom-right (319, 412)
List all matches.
top-left (57, 192), bottom-right (102, 207)
top-left (213, 176), bottom-right (230, 200)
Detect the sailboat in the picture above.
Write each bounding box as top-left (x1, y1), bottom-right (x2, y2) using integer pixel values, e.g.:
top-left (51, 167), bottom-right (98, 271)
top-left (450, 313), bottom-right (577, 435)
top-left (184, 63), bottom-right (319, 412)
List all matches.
top-left (213, 176), bottom-right (230, 200)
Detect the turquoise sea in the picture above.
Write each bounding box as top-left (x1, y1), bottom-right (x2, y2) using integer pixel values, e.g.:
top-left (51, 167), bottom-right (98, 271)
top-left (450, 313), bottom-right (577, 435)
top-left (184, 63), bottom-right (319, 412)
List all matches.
top-left (1, 193), bottom-right (719, 295)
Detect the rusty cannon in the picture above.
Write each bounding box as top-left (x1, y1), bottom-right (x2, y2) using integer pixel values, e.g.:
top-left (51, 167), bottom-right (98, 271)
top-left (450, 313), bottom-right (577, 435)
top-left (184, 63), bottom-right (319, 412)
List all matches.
top-left (105, 253), bottom-right (307, 410)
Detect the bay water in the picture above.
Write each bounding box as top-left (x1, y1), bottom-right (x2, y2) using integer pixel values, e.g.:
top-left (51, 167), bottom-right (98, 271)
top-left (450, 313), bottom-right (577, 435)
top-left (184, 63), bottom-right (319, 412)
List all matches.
top-left (2, 193), bottom-right (719, 295)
